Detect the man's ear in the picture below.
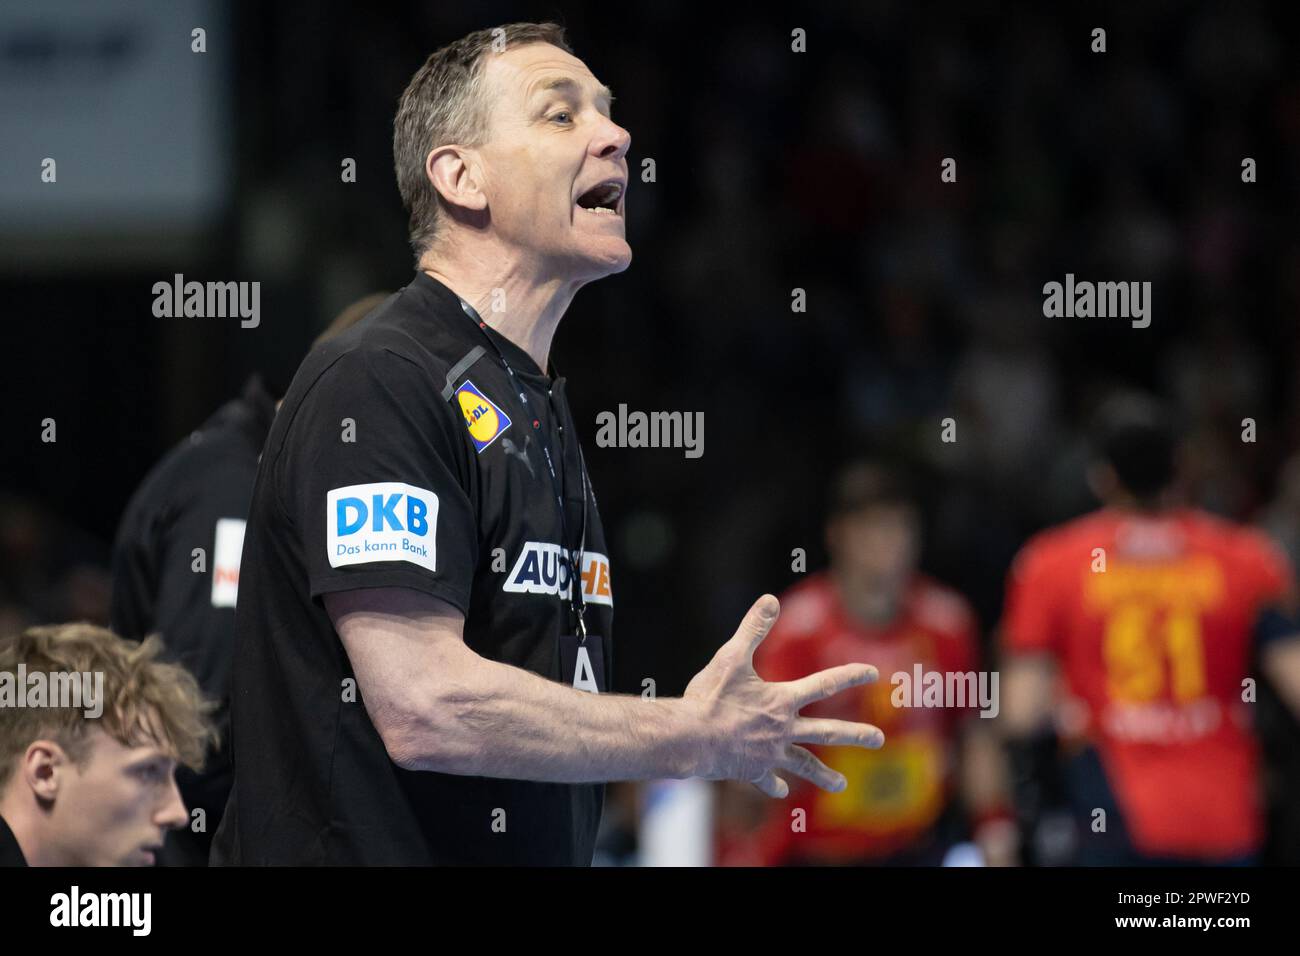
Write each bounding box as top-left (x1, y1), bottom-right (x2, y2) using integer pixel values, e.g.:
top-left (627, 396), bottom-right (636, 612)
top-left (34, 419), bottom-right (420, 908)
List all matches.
top-left (426, 145), bottom-right (488, 213)
top-left (21, 740), bottom-right (68, 802)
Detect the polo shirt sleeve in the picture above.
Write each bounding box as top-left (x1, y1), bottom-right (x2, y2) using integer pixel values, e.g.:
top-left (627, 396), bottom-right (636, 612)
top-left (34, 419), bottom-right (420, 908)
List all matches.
top-left (279, 345), bottom-right (479, 614)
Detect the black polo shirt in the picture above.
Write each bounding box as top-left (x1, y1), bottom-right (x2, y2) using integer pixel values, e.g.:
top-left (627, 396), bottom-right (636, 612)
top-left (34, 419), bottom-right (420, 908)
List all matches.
top-left (0, 815), bottom-right (27, 866)
top-left (111, 375), bottom-right (276, 864)
top-left (212, 272), bottom-right (615, 865)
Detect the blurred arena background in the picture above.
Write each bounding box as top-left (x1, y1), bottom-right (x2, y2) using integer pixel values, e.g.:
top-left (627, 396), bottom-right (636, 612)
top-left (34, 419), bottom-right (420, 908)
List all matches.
top-left (3, 0), bottom-right (1300, 864)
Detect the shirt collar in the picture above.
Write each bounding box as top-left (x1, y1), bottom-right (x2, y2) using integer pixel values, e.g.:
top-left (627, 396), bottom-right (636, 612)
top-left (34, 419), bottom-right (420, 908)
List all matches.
top-left (411, 271), bottom-right (554, 386)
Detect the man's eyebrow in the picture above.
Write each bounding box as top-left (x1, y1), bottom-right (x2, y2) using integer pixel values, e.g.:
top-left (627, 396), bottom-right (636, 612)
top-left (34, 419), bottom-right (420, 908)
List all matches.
top-left (126, 754), bottom-right (172, 771)
top-left (126, 744), bottom-right (177, 766)
top-left (529, 76), bottom-right (615, 110)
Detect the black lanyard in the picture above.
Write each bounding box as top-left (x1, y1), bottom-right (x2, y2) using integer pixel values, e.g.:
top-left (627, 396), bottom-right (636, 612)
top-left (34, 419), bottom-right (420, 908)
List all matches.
top-left (456, 296), bottom-right (591, 639)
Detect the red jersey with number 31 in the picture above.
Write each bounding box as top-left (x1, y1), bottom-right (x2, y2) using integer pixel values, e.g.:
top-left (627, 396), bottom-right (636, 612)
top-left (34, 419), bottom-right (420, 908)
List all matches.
top-left (1002, 507), bottom-right (1291, 859)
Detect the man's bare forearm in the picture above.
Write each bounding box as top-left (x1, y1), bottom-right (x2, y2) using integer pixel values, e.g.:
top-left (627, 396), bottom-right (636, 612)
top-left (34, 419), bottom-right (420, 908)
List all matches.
top-left (333, 588), bottom-right (883, 797)
top-left (399, 644), bottom-right (712, 783)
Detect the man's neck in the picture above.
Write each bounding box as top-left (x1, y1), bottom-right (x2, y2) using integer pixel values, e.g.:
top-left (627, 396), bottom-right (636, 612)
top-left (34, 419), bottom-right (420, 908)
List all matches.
top-left (420, 246), bottom-right (583, 375)
top-left (832, 571), bottom-right (901, 629)
top-left (1105, 492), bottom-right (1178, 515)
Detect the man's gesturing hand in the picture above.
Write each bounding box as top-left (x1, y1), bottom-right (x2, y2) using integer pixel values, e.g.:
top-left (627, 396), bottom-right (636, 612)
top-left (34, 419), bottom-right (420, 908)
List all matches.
top-left (683, 594), bottom-right (884, 798)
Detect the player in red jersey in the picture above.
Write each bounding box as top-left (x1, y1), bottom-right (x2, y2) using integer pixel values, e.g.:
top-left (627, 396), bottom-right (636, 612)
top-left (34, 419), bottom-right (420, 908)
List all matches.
top-left (717, 462), bottom-right (1011, 866)
top-left (1001, 394), bottom-right (1300, 864)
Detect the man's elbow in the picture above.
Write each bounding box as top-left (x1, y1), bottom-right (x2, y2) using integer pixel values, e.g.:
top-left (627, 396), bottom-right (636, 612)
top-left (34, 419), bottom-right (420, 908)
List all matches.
top-left (370, 676), bottom-right (491, 774)
top-left (377, 719), bottom-right (432, 773)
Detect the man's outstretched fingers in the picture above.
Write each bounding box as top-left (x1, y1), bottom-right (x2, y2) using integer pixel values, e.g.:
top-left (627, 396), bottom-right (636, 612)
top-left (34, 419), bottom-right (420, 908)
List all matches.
top-left (791, 717), bottom-right (885, 749)
top-left (751, 770), bottom-right (789, 799)
top-left (780, 745), bottom-right (846, 793)
top-left (726, 594), bottom-right (782, 662)
top-left (787, 663), bottom-right (878, 708)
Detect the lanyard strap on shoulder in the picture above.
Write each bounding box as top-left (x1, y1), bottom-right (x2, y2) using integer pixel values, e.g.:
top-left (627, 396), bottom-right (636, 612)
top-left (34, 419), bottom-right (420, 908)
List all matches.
top-left (452, 296), bottom-right (591, 636)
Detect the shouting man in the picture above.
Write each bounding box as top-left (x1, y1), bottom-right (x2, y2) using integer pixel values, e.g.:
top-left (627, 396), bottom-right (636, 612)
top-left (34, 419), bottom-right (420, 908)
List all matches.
top-left (212, 22), bottom-right (884, 866)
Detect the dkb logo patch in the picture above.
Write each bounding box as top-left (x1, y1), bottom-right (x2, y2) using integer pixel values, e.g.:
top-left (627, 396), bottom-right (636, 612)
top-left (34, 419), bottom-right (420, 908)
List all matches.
top-left (327, 482), bottom-right (439, 572)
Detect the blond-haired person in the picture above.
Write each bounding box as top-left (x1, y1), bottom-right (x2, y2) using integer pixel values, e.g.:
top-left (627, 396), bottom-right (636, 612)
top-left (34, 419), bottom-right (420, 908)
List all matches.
top-left (0, 624), bottom-right (215, 866)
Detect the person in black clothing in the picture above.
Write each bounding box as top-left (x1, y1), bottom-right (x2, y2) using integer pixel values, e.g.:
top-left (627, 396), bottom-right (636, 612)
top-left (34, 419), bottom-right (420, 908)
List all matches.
top-left (111, 375), bottom-right (275, 865)
top-left (212, 22), bottom-right (886, 866)
top-left (111, 294), bottom-right (389, 865)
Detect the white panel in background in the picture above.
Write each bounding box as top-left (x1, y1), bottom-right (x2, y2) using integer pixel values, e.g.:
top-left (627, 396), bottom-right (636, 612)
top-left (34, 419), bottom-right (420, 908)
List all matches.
top-left (0, 0), bottom-right (230, 263)
top-left (210, 517), bottom-right (246, 608)
top-left (638, 778), bottom-right (715, 867)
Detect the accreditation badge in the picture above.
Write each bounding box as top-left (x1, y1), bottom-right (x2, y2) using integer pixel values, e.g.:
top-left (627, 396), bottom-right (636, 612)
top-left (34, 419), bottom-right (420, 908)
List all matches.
top-left (558, 632), bottom-right (606, 694)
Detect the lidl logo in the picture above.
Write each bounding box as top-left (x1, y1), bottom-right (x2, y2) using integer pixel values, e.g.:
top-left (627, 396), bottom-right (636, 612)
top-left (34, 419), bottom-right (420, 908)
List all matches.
top-left (456, 379), bottom-right (512, 453)
top-left (327, 482), bottom-right (439, 573)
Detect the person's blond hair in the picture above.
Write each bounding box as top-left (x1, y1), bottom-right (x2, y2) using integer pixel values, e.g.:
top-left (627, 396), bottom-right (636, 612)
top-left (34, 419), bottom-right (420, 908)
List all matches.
top-left (393, 22), bottom-right (572, 262)
top-left (0, 623), bottom-right (217, 789)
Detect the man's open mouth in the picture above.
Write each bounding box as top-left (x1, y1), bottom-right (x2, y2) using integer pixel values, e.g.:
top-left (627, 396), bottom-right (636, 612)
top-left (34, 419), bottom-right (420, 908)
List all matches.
top-left (576, 180), bottom-right (624, 216)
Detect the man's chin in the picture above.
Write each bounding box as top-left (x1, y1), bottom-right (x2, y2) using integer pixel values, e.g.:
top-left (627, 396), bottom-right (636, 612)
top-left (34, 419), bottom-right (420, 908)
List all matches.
top-left (570, 240), bottom-right (632, 280)
top-left (107, 845), bottom-right (159, 866)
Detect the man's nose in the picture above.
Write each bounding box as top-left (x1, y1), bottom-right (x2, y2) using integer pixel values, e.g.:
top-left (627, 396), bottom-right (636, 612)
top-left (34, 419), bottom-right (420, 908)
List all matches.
top-left (155, 776), bottom-right (190, 831)
top-left (593, 117), bottom-right (631, 162)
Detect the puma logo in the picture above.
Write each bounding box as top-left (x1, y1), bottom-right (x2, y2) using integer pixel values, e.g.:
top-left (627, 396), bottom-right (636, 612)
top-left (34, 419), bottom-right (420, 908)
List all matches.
top-left (501, 434), bottom-right (534, 476)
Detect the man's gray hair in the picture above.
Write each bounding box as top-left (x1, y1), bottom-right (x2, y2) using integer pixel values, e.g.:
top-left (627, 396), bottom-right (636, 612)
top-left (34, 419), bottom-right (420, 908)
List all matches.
top-left (393, 22), bottom-right (573, 264)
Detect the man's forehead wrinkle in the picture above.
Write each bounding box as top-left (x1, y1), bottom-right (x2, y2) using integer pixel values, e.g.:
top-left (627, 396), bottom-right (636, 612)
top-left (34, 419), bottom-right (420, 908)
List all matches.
top-left (512, 57), bottom-right (609, 101)
top-left (530, 76), bottom-right (580, 98)
top-left (523, 78), bottom-right (616, 120)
